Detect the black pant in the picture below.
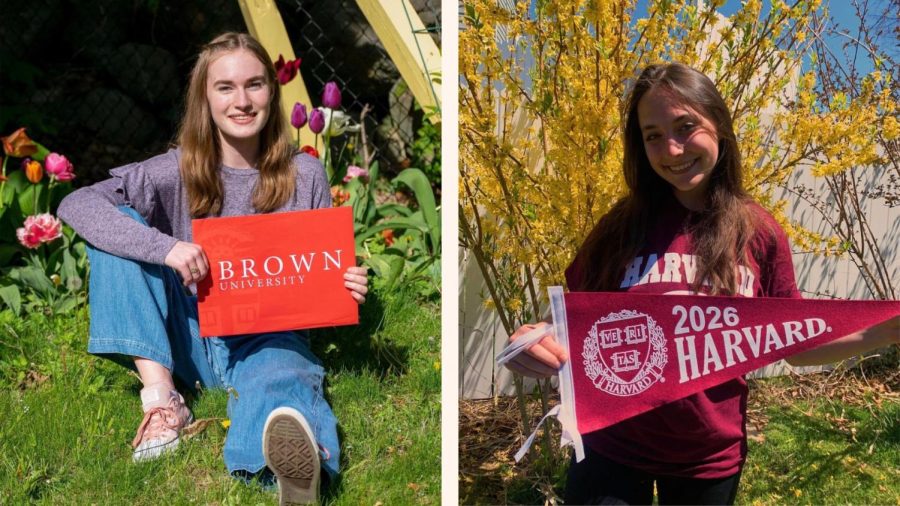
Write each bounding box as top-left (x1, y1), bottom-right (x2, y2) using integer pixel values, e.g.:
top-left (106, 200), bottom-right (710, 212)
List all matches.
top-left (564, 448), bottom-right (742, 505)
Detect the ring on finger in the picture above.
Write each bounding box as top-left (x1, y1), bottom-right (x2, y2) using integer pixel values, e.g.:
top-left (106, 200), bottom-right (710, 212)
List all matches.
top-left (190, 268), bottom-right (200, 275)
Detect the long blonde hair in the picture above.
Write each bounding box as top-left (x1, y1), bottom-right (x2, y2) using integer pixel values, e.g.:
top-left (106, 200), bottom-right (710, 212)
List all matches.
top-left (177, 32), bottom-right (296, 217)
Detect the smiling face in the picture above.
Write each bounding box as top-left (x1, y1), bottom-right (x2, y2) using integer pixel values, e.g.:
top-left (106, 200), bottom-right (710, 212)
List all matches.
top-left (637, 87), bottom-right (720, 210)
top-left (205, 49), bottom-right (271, 153)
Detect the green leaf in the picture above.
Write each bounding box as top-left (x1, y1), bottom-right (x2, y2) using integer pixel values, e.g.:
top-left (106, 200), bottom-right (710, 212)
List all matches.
top-left (0, 244), bottom-right (21, 267)
top-left (9, 266), bottom-right (54, 295)
top-left (31, 142), bottom-right (51, 162)
top-left (0, 285), bottom-right (21, 315)
top-left (17, 184), bottom-right (43, 217)
top-left (354, 218), bottom-right (429, 248)
top-left (346, 178), bottom-right (369, 224)
top-left (365, 254), bottom-right (405, 288)
top-left (72, 240), bottom-right (87, 261)
top-left (392, 168), bottom-right (440, 252)
top-left (47, 247), bottom-right (64, 274)
top-left (52, 296), bottom-right (77, 314)
top-left (5, 169), bottom-right (27, 194)
top-left (62, 248), bottom-right (81, 291)
top-left (375, 203), bottom-right (413, 217)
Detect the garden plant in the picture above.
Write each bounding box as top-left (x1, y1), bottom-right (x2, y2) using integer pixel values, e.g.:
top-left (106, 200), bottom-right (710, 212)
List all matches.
top-left (1, 49), bottom-right (441, 504)
top-left (459, 0), bottom-right (898, 503)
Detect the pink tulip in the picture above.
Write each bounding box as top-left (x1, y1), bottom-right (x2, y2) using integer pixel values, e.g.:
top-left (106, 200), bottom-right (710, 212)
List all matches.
top-left (342, 165), bottom-right (370, 183)
top-left (309, 108), bottom-right (326, 134)
top-left (16, 213), bottom-right (62, 249)
top-left (322, 82), bottom-right (341, 109)
top-left (44, 153), bottom-right (75, 182)
top-left (291, 103), bottom-right (308, 129)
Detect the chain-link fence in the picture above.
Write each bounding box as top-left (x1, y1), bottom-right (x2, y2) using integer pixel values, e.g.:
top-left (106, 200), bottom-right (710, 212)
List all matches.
top-left (279, 0), bottom-right (441, 185)
top-left (0, 0), bottom-right (440, 187)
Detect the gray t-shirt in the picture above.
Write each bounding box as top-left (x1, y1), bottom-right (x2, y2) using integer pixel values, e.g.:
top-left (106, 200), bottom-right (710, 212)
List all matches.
top-left (58, 148), bottom-right (332, 266)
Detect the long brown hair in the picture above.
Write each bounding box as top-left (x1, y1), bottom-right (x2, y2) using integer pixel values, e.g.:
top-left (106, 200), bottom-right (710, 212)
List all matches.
top-left (574, 63), bottom-right (758, 295)
top-left (177, 32), bottom-right (296, 217)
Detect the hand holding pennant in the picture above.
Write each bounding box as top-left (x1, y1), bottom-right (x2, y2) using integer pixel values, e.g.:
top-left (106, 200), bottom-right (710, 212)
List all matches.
top-left (498, 288), bottom-right (900, 462)
top-left (192, 206), bottom-right (359, 337)
top-left (496, 322), bottom-right (569, 377)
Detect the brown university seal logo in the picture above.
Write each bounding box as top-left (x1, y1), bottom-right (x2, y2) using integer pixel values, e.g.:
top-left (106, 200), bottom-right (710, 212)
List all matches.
top-left (582, 310), bottom-right (668, 396)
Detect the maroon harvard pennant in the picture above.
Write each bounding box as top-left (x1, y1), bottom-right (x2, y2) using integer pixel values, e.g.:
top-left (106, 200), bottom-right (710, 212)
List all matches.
top-left (547, 287), bottom-right (899, 462)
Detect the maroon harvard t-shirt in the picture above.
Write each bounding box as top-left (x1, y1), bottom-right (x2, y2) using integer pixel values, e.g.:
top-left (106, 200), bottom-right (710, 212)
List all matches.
top-left (565, 196), bottom-right (801, 479)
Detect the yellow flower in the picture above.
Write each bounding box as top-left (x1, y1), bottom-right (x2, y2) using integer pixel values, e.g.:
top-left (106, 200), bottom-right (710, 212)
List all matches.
top-left (883, 115), bottom-right (899, 140)
top-left (460, 0), bottom-right (893, 322)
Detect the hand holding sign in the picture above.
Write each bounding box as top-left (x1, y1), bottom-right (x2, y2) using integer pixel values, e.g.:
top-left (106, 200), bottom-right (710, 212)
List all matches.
top-left (343, 266), bottom-right (369, 304)
top-left (165, 240), bottom-right (211, 287)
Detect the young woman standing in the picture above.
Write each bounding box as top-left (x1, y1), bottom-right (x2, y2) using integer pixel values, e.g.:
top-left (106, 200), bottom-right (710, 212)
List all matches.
top-left (504, 62), bottom-right (899, 505)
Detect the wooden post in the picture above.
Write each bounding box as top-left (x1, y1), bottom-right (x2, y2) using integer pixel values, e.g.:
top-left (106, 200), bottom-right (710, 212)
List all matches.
top-left (237, 0), bottom-right (319, 149)
top-left (355, 0), bottom-right (442, 123)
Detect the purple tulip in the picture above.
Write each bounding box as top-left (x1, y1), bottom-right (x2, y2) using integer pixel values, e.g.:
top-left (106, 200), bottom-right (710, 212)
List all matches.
top-left (308, 108), bottom-right (326, 134)
top-left (321, 81), bottom-right (341, 109)
top-left (291, 103), bottom-right (308, 129)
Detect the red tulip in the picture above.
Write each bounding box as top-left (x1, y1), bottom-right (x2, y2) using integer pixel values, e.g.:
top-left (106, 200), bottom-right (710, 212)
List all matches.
top-left (381, 229), bottom-right (395, 247)
top-left (44, 153), bottom-right (75, 182)
top-left (274, 54), bottom-right (302, 85)
top-left (300, 145), bottom-right (320, 158)
top-left (2, 127), bottom-right (38, 158)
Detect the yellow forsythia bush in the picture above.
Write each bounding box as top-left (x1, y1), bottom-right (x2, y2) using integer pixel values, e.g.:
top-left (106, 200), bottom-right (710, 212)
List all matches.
top-left (460, 0), bottom-right (897, 331)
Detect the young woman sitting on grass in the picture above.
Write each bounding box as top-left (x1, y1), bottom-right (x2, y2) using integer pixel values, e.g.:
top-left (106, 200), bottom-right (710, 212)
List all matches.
top-left (503, 62), bottom-right (899, 505)
top-left (58, 32), bottom-right (367, 505)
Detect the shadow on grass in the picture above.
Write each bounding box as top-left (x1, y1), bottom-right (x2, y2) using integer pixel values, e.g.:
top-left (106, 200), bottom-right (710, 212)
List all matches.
top-left (310, 288), bottom-right (411, 378)
top-left (314, 288), bottom-right (418, 503)
top-left (744, 401), bottom-right (899, 500)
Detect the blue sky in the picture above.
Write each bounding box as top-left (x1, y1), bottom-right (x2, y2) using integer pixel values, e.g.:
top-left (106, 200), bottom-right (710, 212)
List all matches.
top-left (520, 0), bottom-right (892, 75)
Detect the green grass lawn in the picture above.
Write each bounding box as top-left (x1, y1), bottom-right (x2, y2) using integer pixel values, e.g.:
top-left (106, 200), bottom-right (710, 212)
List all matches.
top-left (460, 368), bottom-right (900, 505)
top-left (739, 373), bottom-right (900, 505)
top-left (0, 286), bottom-right (440, 504)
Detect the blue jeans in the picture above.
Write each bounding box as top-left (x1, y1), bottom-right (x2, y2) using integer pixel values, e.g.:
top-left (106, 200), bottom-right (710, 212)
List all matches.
top-left (85, 206), bottom-right (340, 479)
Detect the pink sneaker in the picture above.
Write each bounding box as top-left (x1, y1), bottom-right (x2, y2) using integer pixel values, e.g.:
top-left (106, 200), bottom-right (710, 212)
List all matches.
top-left (263, 407), bottom-right (321, 505)
top-left (131, 383), bottom-right (193, 462)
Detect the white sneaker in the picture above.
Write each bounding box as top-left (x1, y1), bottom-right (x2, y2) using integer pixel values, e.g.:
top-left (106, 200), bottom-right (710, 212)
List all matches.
top-left (263, 407), bottom-right (321, 505)
top-left (131, 383), bottom-right (193, 462)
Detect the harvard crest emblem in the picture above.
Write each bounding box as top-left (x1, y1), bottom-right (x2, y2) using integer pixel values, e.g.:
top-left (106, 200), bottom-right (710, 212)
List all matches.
top-left (582, 310), bottom-right (668, 396)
